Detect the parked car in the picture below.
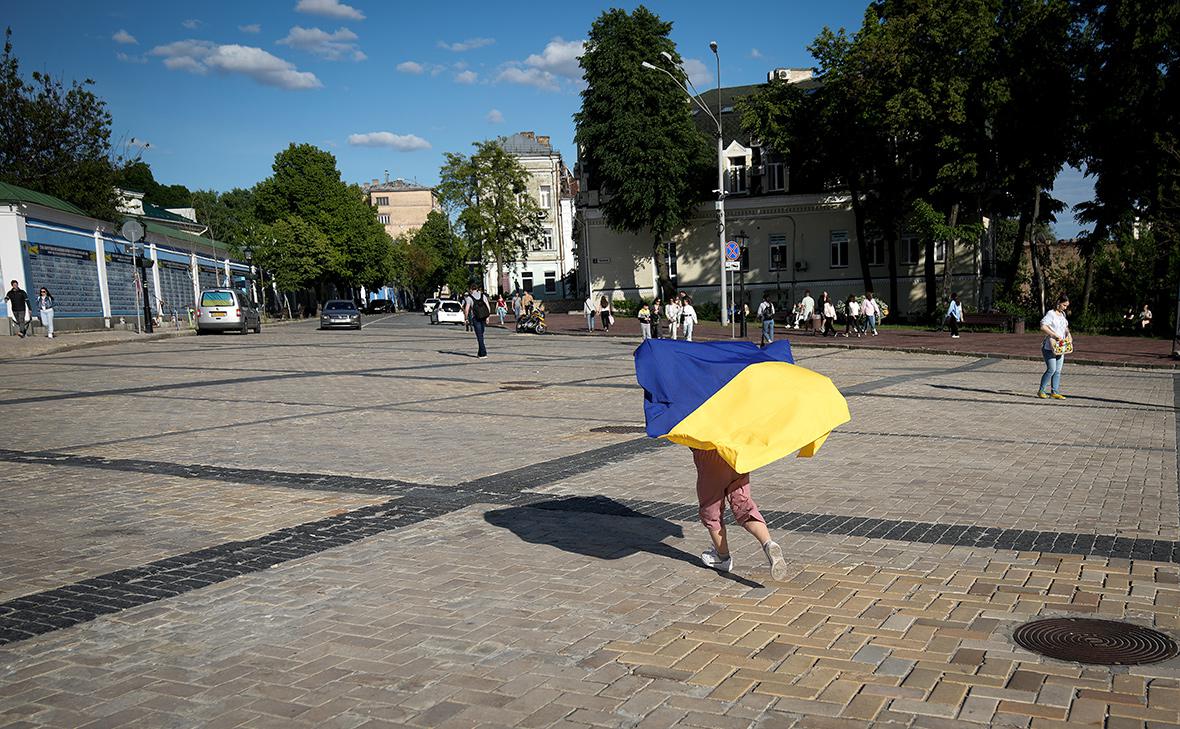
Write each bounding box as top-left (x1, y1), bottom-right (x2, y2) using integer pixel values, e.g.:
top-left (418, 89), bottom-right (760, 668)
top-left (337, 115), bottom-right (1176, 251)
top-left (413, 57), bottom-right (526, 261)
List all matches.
top-left (196, 289), bottom-right (261, 335)
top-left (366, 298), bottom-right (394, 314)
top-left (431, 300), bottom-right (465, 325)
top-left (320, 300), bottom-right (362, 330)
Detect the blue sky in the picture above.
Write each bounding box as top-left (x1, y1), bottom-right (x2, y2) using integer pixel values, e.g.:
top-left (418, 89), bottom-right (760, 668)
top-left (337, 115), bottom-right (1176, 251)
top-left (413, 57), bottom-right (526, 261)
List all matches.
top-left (8, 0), bottom-right (1088, 236)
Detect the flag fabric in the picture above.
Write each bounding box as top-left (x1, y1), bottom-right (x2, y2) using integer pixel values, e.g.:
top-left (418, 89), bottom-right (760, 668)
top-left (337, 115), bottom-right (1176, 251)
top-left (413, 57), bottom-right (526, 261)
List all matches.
top-left (635, 339), bottom-right (850, 473)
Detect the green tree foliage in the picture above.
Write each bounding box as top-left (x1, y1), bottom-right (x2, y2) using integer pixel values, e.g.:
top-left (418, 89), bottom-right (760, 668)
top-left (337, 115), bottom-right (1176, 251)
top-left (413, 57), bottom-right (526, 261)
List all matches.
top-left (191, 187), bottom-right (260, 255)
top-left (0, 28), bottom-right (120, 220)
top-left (257, 215), bottom-right (337, 292)
top-left (438, 140), bottom-right (543, 294)
top-left (391, 209), bottom-right (465, 305)
top-left (574, 6), bottom-right (710, 300)
top-left (115, 161), bottom-right (193, 208)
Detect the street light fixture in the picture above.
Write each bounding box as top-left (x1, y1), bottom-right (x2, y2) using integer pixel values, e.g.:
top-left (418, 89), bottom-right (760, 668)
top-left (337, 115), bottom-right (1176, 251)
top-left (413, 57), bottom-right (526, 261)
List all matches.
top-left (641, 43), bottom-right (729, 325)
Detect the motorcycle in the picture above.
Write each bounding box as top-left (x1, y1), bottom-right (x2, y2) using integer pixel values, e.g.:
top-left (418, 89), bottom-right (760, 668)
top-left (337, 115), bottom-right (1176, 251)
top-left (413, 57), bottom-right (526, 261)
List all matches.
top-left (516, 309), bottom-right (547, 334)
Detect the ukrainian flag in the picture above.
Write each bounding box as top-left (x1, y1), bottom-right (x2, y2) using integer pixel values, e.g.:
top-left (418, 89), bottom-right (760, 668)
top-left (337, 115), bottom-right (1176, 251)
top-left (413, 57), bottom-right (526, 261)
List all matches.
top-left (635, 339), bottom-right (850, 473)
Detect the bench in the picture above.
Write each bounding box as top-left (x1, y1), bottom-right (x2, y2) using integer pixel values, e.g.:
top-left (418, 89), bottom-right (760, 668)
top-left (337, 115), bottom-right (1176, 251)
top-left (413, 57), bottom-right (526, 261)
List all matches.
top-left (962, 312), bottom-right (1019, 332)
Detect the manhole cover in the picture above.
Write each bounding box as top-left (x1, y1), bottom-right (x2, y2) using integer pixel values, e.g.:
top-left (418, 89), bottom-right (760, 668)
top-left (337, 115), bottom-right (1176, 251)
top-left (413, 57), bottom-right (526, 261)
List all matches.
top-left (1013, 618), bottom-right (1179, 665)
top-left (589, 425), bottom-right (647, 434)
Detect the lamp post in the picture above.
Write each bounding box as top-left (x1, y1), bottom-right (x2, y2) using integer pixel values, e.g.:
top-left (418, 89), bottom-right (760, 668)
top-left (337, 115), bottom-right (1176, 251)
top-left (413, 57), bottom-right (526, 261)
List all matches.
top-left (736, 229), bottom-right (749, 339)
top-left (641, 42), bottom-right (728, 324)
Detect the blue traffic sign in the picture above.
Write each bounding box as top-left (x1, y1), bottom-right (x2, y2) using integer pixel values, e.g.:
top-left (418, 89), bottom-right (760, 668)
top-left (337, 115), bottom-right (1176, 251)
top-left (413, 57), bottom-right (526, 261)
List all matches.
top-left (725, 241), bottom-right (741, 260)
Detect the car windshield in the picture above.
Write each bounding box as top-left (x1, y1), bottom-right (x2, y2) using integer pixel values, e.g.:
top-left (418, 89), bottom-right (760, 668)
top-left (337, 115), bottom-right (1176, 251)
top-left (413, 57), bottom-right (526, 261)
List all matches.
top-left (324, 301), bottom-right (356, 311)
top-left (441, 302), bottom-right (462, 312)
top-left (201, 292), bottom-right (234, 306)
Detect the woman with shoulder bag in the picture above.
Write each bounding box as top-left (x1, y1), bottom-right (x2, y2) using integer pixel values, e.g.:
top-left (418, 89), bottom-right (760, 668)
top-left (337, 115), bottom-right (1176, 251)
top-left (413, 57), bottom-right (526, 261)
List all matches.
top-left (1038, 294), bottom-right (1072, 400)
top-left (37, 287), bottom-right (55, 338)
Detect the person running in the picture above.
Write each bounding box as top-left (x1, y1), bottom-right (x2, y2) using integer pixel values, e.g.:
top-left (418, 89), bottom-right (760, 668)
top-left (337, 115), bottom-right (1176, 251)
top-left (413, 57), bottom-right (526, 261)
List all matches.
top-left (637, 302), bottom-right (652, 339)
top-left (5, 280), bottom-right (32, 338)
top-left (861, 292), bottom-right (881, 336)
top-left (820, 292), bottom-right (837, 336)
top-left (583, 295), bottom-right (596, 332)
top-left (695, 448), bottom-right (788, 581)
top-left (36, 287), bottom-right (55, 338)
top-left (681, 296), bottom-right (698, 341)
top-left (462, 283), bottom-right (491, 359)
top-left (1038, 294), bottom-right (1071, 400)
top-left (600, 296), bottom-right (613, 332)
top-left (945, 292), bottom-right (964, 338)
top-left (650, 298), bottom-right (663, 339)
top-left (757, 293), bottom-right (776, 346)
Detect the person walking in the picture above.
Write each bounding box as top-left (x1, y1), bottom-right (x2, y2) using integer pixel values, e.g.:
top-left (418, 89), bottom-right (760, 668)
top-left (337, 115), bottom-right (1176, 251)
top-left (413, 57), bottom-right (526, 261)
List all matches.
top-left (583, 295), bottom-right (596, 332)
top-left (495, 295), bottom-right (507, 325)
top-left (694, 448), bottom-right (788, 581)
top-left (843, 295), bottom-right (860, 337)
top-left (1038, 294), bottom-right (1071, 399)
top-left (638, 302), bottom-right (652, 340)
top-left (681, 296), bottom-right (698, 341)
top-left (512, 292), bottom-right (522, 321)
top-left (36, 287), bottom-right (55, 338)
top-left (861, 292), bottom-right (881, 336)
top-left (600, 296), bottom-right (614, 332)
top-left (757, 293), bottom-right (776, 346)
top-left (5, 280), bottom-right (32, 338)
top-left (820, 292), bottom-right (837, 336)
top-left (462, 283), bottom-right (491, 359)
top-left (945, 292), bottom-right (964, 338)
top-left (650, 298), bottom-right (663, 339)
top-left (800, 289), bottom-right (815, 331)
top-left (666, 297), bottom-right (682, 340)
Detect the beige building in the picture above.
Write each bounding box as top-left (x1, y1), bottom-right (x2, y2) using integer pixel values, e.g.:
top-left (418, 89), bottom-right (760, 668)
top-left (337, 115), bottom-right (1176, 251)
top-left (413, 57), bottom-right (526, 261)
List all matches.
top-left (361, 178), bottom-right (441, 239)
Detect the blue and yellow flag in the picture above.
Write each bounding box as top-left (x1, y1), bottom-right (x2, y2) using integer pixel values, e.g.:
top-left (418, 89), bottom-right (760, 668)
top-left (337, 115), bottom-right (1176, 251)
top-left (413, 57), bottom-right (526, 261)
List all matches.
top-left (635, 339), bottom-right (850, 473)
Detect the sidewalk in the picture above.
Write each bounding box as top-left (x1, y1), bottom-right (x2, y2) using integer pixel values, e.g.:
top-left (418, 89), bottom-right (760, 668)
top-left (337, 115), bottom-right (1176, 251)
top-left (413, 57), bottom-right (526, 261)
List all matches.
top-left (0, 326), bottom-right (193, 361)
top-left (514, 313), bottom-right (1180, 369)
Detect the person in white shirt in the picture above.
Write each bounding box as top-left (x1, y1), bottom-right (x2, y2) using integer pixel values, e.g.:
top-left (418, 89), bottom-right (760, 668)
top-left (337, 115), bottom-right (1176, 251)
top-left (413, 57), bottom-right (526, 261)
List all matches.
top-left (843, 295), bottom-right (860, 337)
top-left (800, 290), bottom-right (815, 322)
top-left (860, 292), bottom-right (881, 336)
top-left (666, 297), bottom-right (682, 340)
top-left (681, 296), bottom-right (698, 341)
top-left (1038, 294), bottom-right (1071, 399)
top-left (820, 292), bottom-right (837, 337)
top-left (583, 295), bottom-right (596, 332)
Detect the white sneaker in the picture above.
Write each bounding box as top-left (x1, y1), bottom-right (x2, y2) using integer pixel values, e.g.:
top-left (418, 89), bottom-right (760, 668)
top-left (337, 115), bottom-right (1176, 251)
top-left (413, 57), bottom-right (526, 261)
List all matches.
top-left (951, 334), bottom-right (960, 339)
top-left (763, 541), bottom-right (787, 581)
top-left (701, 547), bottom-right (733, 572)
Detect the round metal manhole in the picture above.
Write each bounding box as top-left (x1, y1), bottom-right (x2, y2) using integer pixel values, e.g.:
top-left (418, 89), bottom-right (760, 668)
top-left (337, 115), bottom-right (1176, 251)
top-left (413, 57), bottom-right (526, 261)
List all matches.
top-left (1013, 618), bottom-right (1179, 665)
top-left (589, 425), bottom-right (647, 434)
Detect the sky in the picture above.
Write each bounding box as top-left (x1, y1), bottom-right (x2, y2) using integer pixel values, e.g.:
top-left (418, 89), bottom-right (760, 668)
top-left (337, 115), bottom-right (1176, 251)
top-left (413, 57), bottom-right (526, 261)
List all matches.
top-left (7, 0), bottom-right (1090, 236)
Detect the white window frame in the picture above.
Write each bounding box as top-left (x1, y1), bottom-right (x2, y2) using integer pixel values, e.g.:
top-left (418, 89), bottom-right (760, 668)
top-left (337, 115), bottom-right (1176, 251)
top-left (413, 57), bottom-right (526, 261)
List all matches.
top-left (769, 234), bottom-right (788, 271)
top-left (539, 185), bottom-right (552, 209)
top-left (934, 239), bottom-right (946, 263)
top-left (533, 227), bottom-right (554, 252)
top-left (377, 214), bottom-right (390, 225)
top-left (829, 230), bottom-right (849, 269)
top-left (375, 196), bottom-right (389, 206)
top-left (728, 158), bottom-right (747, 194)
top-left (766, 162), bottom-right (786, 192)
top-left (901, 235), bottom-right (921, 265)
top-left (867, 237), bottom-right (886, 266)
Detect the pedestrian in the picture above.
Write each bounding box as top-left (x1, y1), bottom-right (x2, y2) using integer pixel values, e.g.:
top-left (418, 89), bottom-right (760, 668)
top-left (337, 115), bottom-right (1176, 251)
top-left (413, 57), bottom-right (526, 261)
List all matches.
top-left (843, 295), bottom-right (860, 337)
top-left (462, 283), bottom-right (491, 359)
top-left (650, 298), bottom-right (663, 339)
top-left (495, 294), bottom-right (507, 325)
top-left (861, 291), bottom-right (881, 336)
top-left (1038, 294), bottom-right (1071, 400)
top-left (820, 292), bottom-right (837, 336)
top-left (800, 289), bottom-right (815, 331)
top-left (600, 295), bottom-right (614, 332)
top-left (523, 290), bottom-right (535, 315)
top-left (36, 287), bottom-right (55, 338)
top-left (5, 280), bottom-right (32, 338)
top-left (694, 447), bottom-right (788, 581)
top-left (945, 292), bottom-right (964, 338)
top-left (583, 294), bottom-right (596, 332)
top-left (681, 295), bottom-right (698, 341)
top-left (666, 297), bottom-right (682, 340)
top-left (1140, 304), bottom-right (1153, 333)
top-left (638, 302), bottom-right (652, 339)
top-left (512, 292), bottom-right (522, 321)
top-left (757, 293), bottom-right (775, 346)
top-left (791, 301), bottom-right (804, 329)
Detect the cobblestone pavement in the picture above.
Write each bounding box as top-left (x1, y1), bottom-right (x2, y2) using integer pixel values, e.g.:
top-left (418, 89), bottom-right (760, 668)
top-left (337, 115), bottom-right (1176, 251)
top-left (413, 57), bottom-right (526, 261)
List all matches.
top-left (0, 315), bottom-right (1177, 728)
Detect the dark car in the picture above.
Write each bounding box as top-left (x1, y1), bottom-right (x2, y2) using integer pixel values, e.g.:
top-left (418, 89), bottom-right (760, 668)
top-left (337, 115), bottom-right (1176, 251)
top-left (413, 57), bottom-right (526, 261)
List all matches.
top-left (366, 298), bottom-right (393, 314)
top-left (319, 300), bottom-right (362, 330)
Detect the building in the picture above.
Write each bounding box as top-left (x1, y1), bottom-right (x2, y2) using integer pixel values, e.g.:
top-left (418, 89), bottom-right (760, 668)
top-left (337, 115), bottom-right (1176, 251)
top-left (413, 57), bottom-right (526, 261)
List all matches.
top-left (484, 132), bottom-right (577, 298)
top-left (576, 69), bottom-right (982, 318)
top-left (361, 177), bottom-right (441, 240)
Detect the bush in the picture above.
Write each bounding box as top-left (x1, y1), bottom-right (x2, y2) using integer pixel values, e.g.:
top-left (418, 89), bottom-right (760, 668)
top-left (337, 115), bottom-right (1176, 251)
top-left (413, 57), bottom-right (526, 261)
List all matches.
top-left (695, 301), bottom-right (722, 322)
top-left (610, 297), bottom-right (644, 317)
top-left (1070, 310), bottom-right (1125, 335)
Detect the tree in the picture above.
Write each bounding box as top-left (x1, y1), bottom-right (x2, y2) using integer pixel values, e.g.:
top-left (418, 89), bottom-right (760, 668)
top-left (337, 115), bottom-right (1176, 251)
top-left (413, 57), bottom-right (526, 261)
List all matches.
top-left (0, 28), bottom-right (120, 219)
top-left (191, 187), bottom-right (259, 254)
top-left (438, 140), bottom-right (543, 294)
top-left (116, 161), bottom-right (193, 208)
top-left (574, 6), bottom-right (711, 300)
top-left (257, 215), bottom-right (337, 292)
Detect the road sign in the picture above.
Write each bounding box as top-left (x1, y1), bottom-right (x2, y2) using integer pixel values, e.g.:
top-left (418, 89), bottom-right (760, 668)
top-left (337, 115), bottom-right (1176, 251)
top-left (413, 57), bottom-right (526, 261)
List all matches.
top-left (723, 260), bottom-right (740, 272)
top-left (724, 241), bottom-right (741, 261)
top-left (120, 219), bottom-right (144, 243)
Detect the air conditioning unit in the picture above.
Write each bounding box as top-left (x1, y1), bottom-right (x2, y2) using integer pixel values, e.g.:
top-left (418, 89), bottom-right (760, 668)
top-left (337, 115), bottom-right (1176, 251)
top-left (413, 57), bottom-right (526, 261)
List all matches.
top-left (795, 260), bottom-right (808, 272)
top-left (776, 69), bottom-right (790, 82)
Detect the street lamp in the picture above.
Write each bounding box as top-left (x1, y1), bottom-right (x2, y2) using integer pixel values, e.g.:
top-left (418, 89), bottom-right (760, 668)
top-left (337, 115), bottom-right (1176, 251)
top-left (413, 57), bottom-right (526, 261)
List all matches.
top-left (243, 246), bottom-right (258, 309)
top-left (641, 42), bottom-right (729, 324)
top-left (736, 229), bottom-right (749, 338)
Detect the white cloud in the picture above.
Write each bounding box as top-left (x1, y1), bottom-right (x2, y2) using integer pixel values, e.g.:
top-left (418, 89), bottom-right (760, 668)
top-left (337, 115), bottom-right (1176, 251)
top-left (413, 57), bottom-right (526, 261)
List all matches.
top-left (239, 24), bottom-right (262, 34)
top-left (437, 37), bottom-right (494, 52)
top-left (347, 132), bottom-right (432, 151)
top-left (150, 40), bottom-right (322, 90)
top-left (682, 58), bottom-right (711, 87)
top-left (487, 109), bottom-right (503, 124)
top-left (455, 69), bottom-right (478, 84)
top-left (182, 19), bottom-right (202, 30)
top-left (396, 60), bottom-right (423, 74)
top-left (524, 37), bottom-right (584, 80)
top-left (278, 26), bottom-right (365, 61)
top-left (496, 66), bottom-right (559, 92)
top-left (749, 48), bottom-right (763, 60)
top-left (116, 52), bottom-right (148, 64)
top-left (295, 0), bottom-right (365, 21)
top-left (112, 29), bottom-right (138, 45)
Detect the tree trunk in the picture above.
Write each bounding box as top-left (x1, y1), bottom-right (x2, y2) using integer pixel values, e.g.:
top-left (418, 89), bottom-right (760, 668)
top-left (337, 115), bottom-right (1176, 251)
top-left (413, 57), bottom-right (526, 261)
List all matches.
top-left (885, 223), bottom-right (900, 318)
top-left (1028, 186), bottom-right (1045, 314)
top-left (653, 238), bottom-right (674, 301)
top-left (1005, 204), bottom-right (1031, 295)
top-left (495, 253), bottom-right (504, 296)
top-left (941, 203), bottom-right (959, 303)
top-left (848, 175), bottom-right (874, 293)
top-left (923, 237), bottom-right (937, 320)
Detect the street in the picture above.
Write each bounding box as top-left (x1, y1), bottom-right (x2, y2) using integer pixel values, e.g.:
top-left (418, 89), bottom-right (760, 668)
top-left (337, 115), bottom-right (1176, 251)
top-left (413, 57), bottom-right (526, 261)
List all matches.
top-left (0, 315), bottom-right (1177, 728)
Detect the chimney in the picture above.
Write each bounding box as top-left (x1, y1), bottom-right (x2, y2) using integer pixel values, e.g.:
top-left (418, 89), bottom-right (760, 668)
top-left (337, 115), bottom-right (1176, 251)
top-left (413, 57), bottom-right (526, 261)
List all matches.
top-left (521, 131), bottom-right (535, 140)
top-left (384, 169), bottom-right (389, 183)
top-left (537, 135), bottom-right (550, 147)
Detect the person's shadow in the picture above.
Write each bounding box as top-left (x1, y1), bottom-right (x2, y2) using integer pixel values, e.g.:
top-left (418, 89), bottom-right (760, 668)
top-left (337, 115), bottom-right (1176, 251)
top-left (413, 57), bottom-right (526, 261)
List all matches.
top-left (485, 495), bottom-right (762, 588)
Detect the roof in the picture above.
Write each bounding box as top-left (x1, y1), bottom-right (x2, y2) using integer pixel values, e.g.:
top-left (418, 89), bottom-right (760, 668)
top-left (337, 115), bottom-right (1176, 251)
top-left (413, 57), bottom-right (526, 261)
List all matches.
top-left (365, 179), bottom-right (434, 193)
top-left (496, 133), bottom-right (556, 156)
top-left (0, 180), bottom-right (88, 217)
top-left (142, 202), bottom-right (196, 224)
top-left (693, 77), bottom-right (822, 148)
top-left (144, 220), bottom-right (230, 251)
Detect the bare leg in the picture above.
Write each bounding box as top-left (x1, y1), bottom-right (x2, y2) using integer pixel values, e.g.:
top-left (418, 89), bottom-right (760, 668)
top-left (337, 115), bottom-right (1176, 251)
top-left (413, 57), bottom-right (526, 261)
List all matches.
top-left (742, 519), bottom-right (771, 546)
top-left (707, 527), bottom-right (730, 557)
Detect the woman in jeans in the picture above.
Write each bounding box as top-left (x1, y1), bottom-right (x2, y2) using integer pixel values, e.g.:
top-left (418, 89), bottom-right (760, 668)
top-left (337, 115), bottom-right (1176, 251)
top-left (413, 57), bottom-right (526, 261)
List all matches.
top-left (1038, 294), bottom-right (1071, 399)
top-left (37, 287), bottom-right (55, 338)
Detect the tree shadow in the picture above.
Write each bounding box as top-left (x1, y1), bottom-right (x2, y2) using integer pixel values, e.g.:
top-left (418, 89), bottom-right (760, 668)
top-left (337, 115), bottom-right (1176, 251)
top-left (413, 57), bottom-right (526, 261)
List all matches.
top-left (928, 383), bottom-right (1176, 411)
top-left (485, 495), bottom-right (762, 588)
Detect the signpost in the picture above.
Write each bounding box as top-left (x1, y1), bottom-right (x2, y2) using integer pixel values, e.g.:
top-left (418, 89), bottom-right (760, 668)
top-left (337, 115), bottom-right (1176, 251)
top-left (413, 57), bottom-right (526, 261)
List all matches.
top-left (724, 241), bottom-right (741, 338)
top-left (120, 219), bottom-right (153, 333)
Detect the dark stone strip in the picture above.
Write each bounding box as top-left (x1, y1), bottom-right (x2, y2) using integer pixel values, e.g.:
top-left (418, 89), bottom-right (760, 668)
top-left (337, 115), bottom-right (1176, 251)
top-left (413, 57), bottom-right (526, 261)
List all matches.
top-left (832, 429), bottom-right (1173, 454)
top-left (453, 437), bottom-right (670, 493)
top-left (1175, 373), bottom-right (1180, 532)
top-left (842, 357), bottom-right (998, 395)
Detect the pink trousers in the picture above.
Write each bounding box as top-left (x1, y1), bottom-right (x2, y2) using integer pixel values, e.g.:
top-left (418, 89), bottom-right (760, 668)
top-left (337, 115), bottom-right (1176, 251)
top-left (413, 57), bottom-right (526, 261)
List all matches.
top-left (693, 449), bottom-right (765, 532)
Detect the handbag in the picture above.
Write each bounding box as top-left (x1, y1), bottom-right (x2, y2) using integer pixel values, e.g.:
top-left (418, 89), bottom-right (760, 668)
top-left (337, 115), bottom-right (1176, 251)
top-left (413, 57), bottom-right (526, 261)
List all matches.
top-left (1050, 334), bottom-right (1073, 356)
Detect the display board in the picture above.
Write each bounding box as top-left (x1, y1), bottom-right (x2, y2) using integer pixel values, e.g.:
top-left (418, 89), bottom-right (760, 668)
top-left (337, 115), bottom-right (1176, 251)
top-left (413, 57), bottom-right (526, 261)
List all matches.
top-left (105, 251), bottom-right (140, 315)
top-left (157, 259), bottom-right (195, 316)
top-left (24, 243), bottom-right (103, 316)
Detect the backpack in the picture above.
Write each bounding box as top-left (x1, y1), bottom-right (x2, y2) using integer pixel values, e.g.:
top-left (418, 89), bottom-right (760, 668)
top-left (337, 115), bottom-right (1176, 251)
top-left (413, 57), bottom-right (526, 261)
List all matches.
top-left (759, 302), bottom-right (775, 322)
top-left (471, 294), bottom-right (491, 322)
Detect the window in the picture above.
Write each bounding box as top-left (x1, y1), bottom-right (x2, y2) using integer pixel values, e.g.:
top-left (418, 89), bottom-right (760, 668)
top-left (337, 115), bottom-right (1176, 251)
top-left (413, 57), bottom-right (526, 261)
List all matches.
top-left (769, 235), bottom-right (788, 271)
top-left (377, 214), bottom-right (390, 225)
top-left (375, 196), bottom-right (389, 206)
top-left (867, 237), bottom-right (886, 266)
top-left (934, 239), bottom-right (946, 263)
top-left (901, 234), bottom-right (921, 265)
top-left (766, 163), bottom-right (786, 192)
top-left (521, 272), bottom-right (534, 292)
top-left (200, 291), bottom-right (234, 306)
top-left (534, 227), bottom-right (554, 251)
top-left (544, 271), bottom-right (556, 293)
top-left (830, 230), bottom-right (849, 268)
top-left (728, 158), bottom-right (747, 194)
top-left (665, 241), bottom-right (678, 281)
top-left (539, 185), bottom-right (552, 209)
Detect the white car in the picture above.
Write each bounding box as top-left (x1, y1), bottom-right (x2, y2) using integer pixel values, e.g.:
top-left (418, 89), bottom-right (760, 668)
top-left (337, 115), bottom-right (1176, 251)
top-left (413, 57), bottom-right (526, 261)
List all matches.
top-left (430, 300), bottom-right (465, 325)
top-left (423, 298), bottom-right (440, 314)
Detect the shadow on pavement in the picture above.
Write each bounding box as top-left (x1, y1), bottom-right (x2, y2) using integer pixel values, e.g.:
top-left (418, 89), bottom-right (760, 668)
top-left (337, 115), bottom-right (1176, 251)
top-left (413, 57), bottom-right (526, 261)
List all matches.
top-left (485, 495), bottom-right (762, 588)
top-left (928, 383), bottom-right (1176, 411)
